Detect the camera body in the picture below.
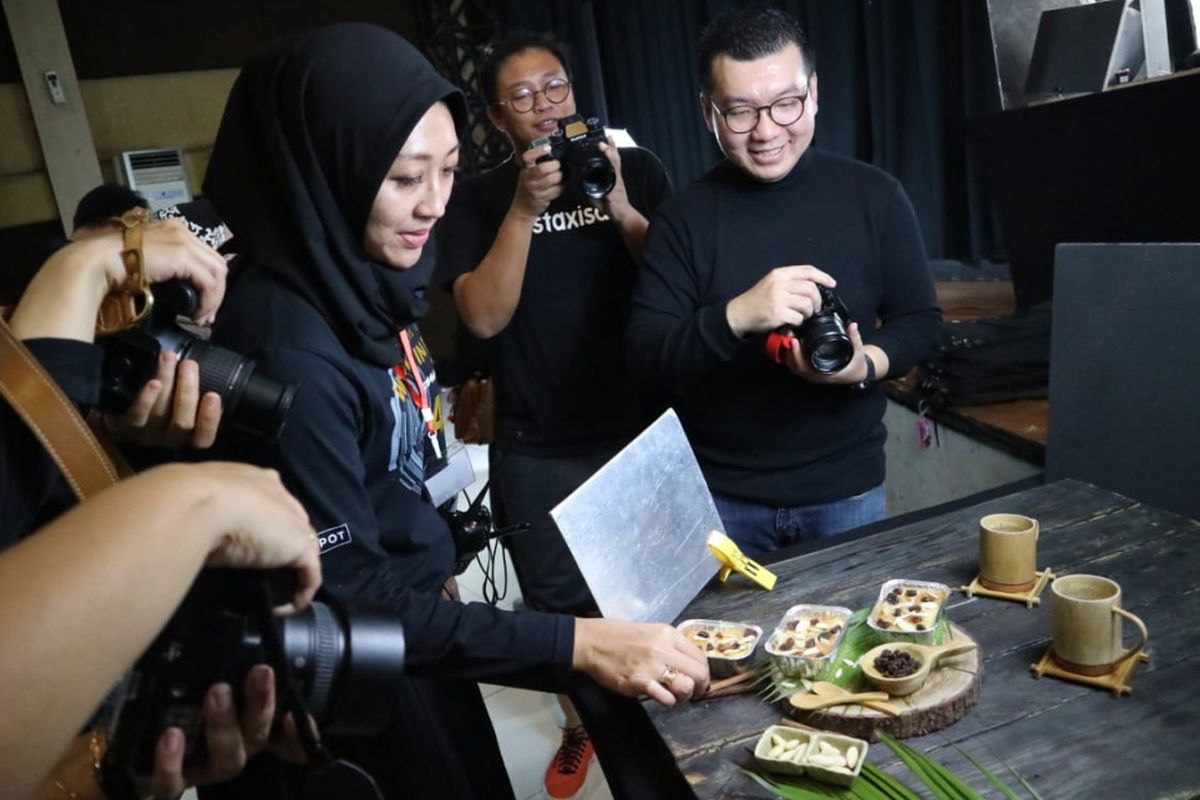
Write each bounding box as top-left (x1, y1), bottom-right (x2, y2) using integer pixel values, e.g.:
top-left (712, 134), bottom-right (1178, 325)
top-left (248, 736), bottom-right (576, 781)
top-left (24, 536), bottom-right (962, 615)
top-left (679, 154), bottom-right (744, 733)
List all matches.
top-left (444, 501), bottom-right (495, 575)
top-left (96, 279), bottom-right (297, 441)
top-left (764, 285), bottom-right (855, 374)
top-left (104, 569), bottom-right (405, 778)
top-left (531, 114), bottom-right (615, 199)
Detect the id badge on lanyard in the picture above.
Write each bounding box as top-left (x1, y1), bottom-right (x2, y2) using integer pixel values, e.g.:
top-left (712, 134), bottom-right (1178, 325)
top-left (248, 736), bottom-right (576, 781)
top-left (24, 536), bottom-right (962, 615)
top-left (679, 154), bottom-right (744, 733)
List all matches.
top-left (397, 329), bottom-right (442, 460)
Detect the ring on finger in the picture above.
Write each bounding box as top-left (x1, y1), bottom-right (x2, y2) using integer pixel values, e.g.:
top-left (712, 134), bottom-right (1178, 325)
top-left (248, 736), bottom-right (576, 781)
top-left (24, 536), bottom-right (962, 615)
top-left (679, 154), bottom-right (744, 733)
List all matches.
top-left (659, 664), bottom-right (679, 689)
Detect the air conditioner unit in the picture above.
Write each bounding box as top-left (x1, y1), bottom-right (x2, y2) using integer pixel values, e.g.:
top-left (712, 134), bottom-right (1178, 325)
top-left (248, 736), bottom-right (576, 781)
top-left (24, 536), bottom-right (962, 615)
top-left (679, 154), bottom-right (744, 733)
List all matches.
top-left (114, 148), bottom-right (192, 212)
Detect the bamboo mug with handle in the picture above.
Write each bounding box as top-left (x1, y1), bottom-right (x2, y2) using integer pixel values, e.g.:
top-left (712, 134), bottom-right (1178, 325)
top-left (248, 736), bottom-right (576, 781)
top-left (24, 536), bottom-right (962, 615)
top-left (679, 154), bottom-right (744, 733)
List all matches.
top-left (978, 513), bottom-right (1039, 592)
top-left (1050, 574), bottom-right (1149, 676)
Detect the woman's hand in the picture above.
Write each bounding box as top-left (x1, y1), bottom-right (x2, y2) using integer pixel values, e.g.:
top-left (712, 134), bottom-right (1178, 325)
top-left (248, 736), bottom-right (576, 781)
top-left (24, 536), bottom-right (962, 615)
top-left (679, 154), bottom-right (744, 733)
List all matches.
top-left (101, 353), bottom-right (224, 449)
top-left (189, 463), bottom-right (322, 615)
top-left (136, 219), bottom-right (228, 326)
top-left (572, 618), bottom-right (710, 707)
top-left (10, 219), bottom-right (228, 342)
top-left (139, 665), bottom-right (313, 798)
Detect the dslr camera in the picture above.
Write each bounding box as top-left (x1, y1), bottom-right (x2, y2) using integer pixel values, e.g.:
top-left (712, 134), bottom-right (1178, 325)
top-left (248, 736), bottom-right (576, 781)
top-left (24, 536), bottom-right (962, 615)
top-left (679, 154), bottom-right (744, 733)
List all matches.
top-left (96, 280), bottom-right (297, 442)
top-left (103, 569), bottom-right (405, 779)
top-left (531, 114), bottom-right (615, 199)
top-left (764, 285), bottom-right (855, 374)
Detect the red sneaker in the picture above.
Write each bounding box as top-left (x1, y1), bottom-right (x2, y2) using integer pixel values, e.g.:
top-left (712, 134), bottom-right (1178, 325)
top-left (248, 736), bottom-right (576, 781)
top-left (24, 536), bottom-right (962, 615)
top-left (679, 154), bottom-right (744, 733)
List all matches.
top-left (543, 725), bottom-right (595, 799)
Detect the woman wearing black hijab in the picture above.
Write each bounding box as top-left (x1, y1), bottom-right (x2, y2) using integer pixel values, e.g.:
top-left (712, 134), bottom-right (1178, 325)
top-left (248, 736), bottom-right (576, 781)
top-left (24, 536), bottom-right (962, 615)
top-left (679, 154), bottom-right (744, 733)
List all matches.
top-left (202, 23), bottom-right (707, 800)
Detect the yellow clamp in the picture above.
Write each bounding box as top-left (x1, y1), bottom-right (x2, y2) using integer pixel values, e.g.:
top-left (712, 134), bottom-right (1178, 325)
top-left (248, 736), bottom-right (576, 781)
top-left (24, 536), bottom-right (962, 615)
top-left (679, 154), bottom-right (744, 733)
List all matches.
top-left (707, 530), bottom-right (776, 591)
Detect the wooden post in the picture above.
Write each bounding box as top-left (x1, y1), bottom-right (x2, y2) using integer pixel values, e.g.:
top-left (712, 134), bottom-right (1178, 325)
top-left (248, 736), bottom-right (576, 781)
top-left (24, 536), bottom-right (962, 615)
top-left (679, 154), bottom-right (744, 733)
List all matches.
top-left (2, 0), bottom-right (103, 234)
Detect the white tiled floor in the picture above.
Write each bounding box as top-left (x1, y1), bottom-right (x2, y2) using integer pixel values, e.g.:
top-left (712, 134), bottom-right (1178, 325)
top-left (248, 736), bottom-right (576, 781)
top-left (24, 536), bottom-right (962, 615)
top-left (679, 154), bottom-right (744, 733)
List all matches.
top-left (452, 438), bottom-right (613, 800)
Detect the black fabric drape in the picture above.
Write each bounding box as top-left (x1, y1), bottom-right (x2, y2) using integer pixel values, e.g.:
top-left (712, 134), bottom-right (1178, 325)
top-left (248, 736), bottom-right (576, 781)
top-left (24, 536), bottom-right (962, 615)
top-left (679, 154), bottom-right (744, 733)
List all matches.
top-left (494, 0), bottom-right (1004, 262)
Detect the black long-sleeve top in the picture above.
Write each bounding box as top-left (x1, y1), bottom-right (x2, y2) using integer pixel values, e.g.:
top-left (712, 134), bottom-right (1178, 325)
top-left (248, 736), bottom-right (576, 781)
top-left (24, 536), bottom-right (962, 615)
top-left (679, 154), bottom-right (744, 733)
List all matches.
top-left (0, 338), bottom-right (99, 550)
top-left (629, 148), bottom-right (942, 507)
top-left (211, 273), bottom-right (575, 690)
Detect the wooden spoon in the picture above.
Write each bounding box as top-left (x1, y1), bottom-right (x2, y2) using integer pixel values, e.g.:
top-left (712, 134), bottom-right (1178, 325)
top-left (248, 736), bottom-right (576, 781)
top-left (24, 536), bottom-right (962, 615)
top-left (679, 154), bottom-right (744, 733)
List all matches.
top-left (789, 684), bottom-right (890, 713)
top-left (811, 681), bottom-right (904, 716)
top-left (859, 639), bottom-right (978, 696)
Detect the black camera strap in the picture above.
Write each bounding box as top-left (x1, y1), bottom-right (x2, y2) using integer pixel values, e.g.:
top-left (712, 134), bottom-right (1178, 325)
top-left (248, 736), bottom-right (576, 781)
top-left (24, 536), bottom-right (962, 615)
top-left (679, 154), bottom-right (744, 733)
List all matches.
top-left (252, 580), bottom-right (385, 800)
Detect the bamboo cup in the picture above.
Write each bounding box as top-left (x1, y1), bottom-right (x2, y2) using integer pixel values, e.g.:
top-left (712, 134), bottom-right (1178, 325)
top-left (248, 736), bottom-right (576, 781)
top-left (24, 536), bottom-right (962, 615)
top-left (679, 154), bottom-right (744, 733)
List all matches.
top-left (978, 513), bottom-right (1039, 592)
top-left (1050, 574), bottom-right (1149, 677)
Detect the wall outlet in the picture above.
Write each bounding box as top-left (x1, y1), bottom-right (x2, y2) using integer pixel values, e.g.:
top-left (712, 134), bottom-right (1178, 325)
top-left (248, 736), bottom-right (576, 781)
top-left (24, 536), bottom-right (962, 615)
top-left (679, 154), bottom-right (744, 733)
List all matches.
top-left (44, 70), bottom-right (67, 105)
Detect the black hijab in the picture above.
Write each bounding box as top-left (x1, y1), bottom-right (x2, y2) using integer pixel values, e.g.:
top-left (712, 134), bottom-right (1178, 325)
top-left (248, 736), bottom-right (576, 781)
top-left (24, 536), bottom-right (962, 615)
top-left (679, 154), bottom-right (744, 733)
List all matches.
top-left (205, 23), bottom-right (466, 367)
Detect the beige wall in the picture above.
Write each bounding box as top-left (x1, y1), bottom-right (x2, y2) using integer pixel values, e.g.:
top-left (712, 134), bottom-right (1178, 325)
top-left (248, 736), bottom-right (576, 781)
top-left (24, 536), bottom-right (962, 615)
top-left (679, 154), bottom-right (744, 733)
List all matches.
top-left (0, 67), bottom-right (238, 228)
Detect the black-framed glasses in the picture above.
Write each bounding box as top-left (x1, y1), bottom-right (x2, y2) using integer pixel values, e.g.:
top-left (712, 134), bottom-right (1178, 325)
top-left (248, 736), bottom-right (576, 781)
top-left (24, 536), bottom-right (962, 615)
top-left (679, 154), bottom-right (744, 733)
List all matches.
top-left (494, 78), bottom-right (572, 113)
top-left (710, 93), bottom-right (808, 134)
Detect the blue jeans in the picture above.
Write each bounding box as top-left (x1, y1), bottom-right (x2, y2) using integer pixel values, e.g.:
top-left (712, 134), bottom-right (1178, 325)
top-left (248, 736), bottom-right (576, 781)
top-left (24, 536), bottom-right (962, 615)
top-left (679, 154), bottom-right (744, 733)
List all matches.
top-left (713, 484), bottom-right (886, 559)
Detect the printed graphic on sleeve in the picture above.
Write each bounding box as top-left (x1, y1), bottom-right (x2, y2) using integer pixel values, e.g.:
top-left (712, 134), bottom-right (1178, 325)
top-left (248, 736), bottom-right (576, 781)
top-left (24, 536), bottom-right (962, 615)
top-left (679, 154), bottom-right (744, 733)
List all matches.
top-left (316, 523), bottom-right (353, 555)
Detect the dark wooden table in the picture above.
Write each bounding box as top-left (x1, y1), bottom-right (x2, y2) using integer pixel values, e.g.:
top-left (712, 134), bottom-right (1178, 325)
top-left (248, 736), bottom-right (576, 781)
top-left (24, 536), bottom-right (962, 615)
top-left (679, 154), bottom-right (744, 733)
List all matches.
top-left (646, 479), bottom-right (1200, 799)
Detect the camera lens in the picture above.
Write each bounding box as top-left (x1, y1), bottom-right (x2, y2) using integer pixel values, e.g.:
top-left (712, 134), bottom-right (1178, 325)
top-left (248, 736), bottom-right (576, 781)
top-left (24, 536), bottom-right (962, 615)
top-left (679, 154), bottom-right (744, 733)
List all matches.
top-left (574, 156), bottom-right (616, 198)
top-left (807, 334), bottom-right (854, 374)
top-left (173, 339), bottom-right (296, 442)
top-left (800, 313), bottom-right (853, 374)
top-left (279, 600), bottom-right (406, 737)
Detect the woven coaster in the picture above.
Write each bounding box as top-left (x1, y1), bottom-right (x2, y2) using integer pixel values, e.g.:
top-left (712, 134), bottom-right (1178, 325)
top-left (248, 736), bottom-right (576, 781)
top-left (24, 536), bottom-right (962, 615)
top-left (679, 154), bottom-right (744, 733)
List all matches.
top-left (960, 568), bottom-right (1055, 608)
top-left (1030, 646), bottom-right (1150, 696)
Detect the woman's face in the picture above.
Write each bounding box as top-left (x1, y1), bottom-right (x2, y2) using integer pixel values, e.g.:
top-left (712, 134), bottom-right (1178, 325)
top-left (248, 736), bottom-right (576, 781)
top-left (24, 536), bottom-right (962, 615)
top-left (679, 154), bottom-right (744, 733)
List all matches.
top-left (364, 101), bottom-right (459, 269)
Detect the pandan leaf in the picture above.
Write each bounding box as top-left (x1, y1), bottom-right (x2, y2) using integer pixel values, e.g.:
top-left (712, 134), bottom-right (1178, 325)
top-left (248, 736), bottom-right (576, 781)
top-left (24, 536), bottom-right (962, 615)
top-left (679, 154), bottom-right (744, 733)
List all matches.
top-left (738, 767), bottom-right (846, 799)
top-left (860, 763), bottom-right (923, 800)
top-left (875, 731), bottom-right (982, 799)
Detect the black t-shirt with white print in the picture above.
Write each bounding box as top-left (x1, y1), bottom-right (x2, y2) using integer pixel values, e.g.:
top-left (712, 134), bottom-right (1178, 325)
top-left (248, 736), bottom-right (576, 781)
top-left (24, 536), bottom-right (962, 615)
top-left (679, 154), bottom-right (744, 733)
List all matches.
top-left (437, 147), bottom-right (671, 457)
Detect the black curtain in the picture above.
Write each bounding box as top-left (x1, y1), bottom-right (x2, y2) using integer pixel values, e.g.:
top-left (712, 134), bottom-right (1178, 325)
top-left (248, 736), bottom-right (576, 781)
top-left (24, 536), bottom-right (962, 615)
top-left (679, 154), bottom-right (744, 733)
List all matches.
top-left (494, 0), bottom-right (1004, 262)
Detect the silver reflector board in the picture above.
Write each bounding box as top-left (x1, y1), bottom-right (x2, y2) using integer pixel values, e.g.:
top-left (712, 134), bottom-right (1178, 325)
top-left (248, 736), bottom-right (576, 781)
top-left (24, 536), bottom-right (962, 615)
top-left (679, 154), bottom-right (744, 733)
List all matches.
top-left (550, 409), bottom-right (720, 623)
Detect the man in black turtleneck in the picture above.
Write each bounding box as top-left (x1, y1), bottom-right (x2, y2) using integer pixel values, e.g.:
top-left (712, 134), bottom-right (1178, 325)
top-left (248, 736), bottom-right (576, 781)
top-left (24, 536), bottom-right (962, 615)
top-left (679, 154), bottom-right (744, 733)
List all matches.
top-left (628, 7), bottom-right (942, 558)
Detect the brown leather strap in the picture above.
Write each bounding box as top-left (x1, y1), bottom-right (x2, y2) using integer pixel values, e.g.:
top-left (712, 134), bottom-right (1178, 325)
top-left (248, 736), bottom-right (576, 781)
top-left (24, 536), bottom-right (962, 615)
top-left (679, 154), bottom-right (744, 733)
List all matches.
top-left (0, 318), bottom-right (123, 500)
top-left (96, 207), bottom-right (154, 334)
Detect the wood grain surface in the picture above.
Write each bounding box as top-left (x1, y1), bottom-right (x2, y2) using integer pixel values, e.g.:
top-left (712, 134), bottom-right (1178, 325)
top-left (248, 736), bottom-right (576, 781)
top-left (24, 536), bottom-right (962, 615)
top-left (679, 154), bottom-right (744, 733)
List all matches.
top-left (646, 480), bottom-right (1200, 799)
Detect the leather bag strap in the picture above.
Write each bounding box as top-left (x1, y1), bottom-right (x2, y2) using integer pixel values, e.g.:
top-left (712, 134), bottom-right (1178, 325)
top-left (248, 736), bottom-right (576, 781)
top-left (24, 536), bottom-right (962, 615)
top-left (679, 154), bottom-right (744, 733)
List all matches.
top-left (0, 318), bottom-right (123, 500)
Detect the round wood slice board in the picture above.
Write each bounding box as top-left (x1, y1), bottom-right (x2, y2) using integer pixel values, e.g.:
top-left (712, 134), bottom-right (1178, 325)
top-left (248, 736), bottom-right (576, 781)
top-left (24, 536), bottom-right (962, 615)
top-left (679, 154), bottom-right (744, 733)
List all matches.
top-left (783, 623), bottom-right (982, 741)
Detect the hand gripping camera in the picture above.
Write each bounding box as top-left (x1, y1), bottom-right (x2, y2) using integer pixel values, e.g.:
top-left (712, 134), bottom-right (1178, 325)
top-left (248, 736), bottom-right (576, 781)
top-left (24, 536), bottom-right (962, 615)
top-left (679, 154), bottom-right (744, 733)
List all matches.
top-left (531, 114), bottom-right (616, 199)
top-left (96, 279), bottom-right (297, 442)
top-left (764, 285), bottom-right (855, 374)
top-left (103, 569), bottom-right (406, 780)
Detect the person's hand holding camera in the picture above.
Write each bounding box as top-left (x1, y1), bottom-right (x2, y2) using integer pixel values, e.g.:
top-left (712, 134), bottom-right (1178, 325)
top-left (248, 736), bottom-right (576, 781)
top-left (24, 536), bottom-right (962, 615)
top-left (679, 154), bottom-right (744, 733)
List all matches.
top-left (725, 264), bottom-right (837, 338)
top-left (10, 219), bottom-right (227, 343)
top-left (101, 351), bottom-right (224, 449)
top-left (196, 462), bottom-right (321, 614)
top-left (102, 220), bottom-right (228, 449)
top-left (572, 618), bottom-right (710, 707)
top-left (511, 143), bottom-right (564, 220)
top-left (780, 319), bottom-right (872, 384)
top-left (11, 220), bottom-right (230, 450)
top-left (140, 666), bottom-right (311, 799)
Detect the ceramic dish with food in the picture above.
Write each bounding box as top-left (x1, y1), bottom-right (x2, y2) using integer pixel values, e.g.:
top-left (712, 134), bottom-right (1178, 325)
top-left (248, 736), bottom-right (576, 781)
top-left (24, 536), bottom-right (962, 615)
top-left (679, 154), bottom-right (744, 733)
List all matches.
top-left (804, 732), bottom-right (868, 787)
top-left (752, 725), bottom-right (813, 776)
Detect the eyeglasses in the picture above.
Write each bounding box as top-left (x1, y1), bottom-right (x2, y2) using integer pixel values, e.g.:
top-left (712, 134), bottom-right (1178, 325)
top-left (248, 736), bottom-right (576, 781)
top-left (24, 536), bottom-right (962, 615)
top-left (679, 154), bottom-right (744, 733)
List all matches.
top-left (710, 93), bottom-right (808, 134)
top-left (493, 78), bottom-right (572, 114)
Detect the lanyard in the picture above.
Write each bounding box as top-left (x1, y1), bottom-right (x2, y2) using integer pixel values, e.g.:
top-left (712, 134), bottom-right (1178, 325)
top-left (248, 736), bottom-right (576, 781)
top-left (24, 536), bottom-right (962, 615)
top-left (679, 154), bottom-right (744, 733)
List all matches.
top-left (396, 329), bottom-right (442, 459)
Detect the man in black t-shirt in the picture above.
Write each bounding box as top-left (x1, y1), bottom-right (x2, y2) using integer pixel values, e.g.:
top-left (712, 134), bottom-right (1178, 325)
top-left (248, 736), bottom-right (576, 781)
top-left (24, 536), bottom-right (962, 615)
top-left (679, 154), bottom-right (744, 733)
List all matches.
top-left (437, 32), bottom-right (669, 800)
top-left (628, 8), bottom-right (942, 558)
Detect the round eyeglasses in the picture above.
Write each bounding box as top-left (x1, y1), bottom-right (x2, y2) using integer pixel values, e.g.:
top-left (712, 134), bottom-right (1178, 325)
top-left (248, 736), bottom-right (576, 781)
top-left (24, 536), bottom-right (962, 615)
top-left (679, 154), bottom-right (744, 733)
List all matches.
top-left (494, 78), bottom-right (572, 114)
top-left (710, 94), bottom-right (808, 134)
